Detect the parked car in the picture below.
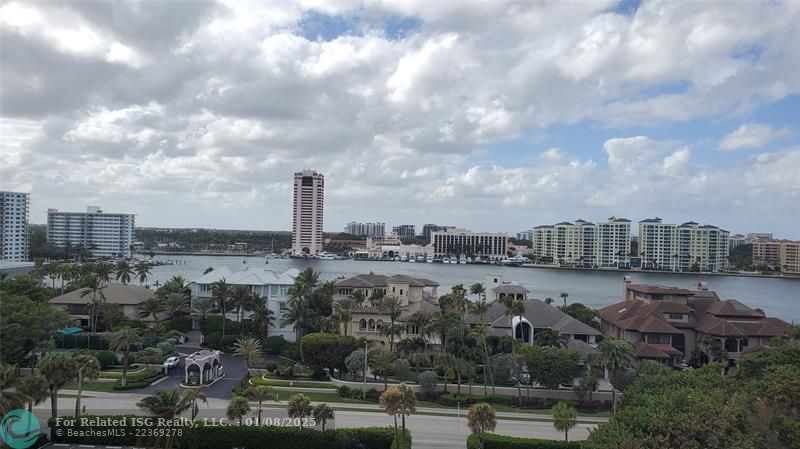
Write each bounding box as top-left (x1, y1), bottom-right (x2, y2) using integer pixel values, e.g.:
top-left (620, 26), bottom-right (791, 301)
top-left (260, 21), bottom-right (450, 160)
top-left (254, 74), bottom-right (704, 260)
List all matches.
top-left (165, 356), bottom-right (180, 368)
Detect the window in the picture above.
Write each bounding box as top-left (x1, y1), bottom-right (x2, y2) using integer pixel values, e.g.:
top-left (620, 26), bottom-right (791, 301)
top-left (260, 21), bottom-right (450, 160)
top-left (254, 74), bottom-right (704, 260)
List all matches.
top-left (377, 320), bottom-right (384, 331)
top-left (279, 302), bottom-right (287, 311)
top-left (667, 313), bottom-right (684, 320)
top-left (359, 319), bottom-right (367, 331)
top-left (400, 289), bottom-right (403, 295)
top-left (368, 319), bottom-right (376, 331)
top-left (645, 334), bottom-right (671, 345)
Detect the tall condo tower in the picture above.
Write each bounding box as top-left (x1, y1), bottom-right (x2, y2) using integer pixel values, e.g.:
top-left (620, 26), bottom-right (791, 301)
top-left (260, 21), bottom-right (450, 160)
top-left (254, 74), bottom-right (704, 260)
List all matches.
top-left (0, 191), bottom-right (31, 261)
top-left (292, 170), bottom-right (324, 256)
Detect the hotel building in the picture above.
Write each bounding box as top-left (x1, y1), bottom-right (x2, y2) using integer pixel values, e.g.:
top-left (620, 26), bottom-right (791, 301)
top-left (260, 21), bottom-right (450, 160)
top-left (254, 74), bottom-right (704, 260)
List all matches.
top-left (431, 228), bottom-right (508, 261)
top-left (638, 218), bottom-right (729, 272)
top-left (291, 170), bottom-right (324, 256)
top-left (532, 217), bottom-right (631, 268)
top-left (47, 206), bottom-right (135, 258)
top-left (753, 239), bottom-right (800, 273)
top-left (0, 191), bottom-right (30, 262)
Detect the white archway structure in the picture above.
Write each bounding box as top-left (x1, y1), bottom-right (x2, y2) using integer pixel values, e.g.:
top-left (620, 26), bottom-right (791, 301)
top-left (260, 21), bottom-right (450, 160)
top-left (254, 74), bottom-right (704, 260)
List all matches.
top-left (184, 350), bottom-right (223, 385)
top-left (511, 316), bottom-right (533, 345)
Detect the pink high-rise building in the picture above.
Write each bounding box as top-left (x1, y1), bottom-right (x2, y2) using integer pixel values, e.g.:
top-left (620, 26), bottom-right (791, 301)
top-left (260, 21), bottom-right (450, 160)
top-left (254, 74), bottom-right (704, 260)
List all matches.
top-left (291, 170), bottom-right (324, 255)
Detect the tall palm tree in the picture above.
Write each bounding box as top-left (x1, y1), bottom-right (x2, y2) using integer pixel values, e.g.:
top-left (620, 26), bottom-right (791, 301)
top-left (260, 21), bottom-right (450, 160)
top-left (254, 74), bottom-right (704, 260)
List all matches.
top-left (408, 310), bottom-right (434, 351)
top-left (211, 279), bottom-right (231, 336)
top-left (73, 354), bottom-right (100, 416)
top-left (469, 324), bottom-right (494, 395)
top-left (232, 337), bottom-right (262, 380)
top-left (467, 403), bottom-right (497, 449)
top-left (381, 296), bottom-right (406, 352)
top-left (595, 338), bottom-right (635, 412)
top-left (470, 283), bottom-right (486, 301)
top-left (552, 401), bottom-right (578, 442)
top-left (534, 329), bottom-right (568, 348)
top-left (227, 395), bottom-right (250, 425)
top-left (313, 403), bottom-right (334, 431)
top-left (79, 274), bottom-right (107, 335)
top-left (192, 299), bottom-right (213, 324)
top-left (251, 302), bottom-right (275, 338)
top-left (544, 297), bottom-right (554, 306)
top-left (498, 295), bottom-right (526, 397)
top-left (184, 386), bottom-right (208, 420)
top-left (115, 261), bottom-right (134, 285)
top-left (138, 296), bottom-right (165, 323)
top-left (244, 385), bottom-right (273, 423)
top-left (0, 363), bottom-right (27, 415)
top-left (94, 262), bottom-right (114, 286)
top-left (39, 353), bottom-right (78, 418)
top-left (163, 292), bottom-right (190, 320)
top-left (230, 285), bottom-right (254, 335)
top-left (559, 292), bottom-right (569, 308)
top-left (16, 374), bottom-right (48, 413)
top-left (110, 328), bottom-right (142, 387)
top-left (57, 263), bottom-right (72, 295)
top-left (334, 297), bottom-right (356, 336)
top-left (135, 262), bottom-right (152, 286)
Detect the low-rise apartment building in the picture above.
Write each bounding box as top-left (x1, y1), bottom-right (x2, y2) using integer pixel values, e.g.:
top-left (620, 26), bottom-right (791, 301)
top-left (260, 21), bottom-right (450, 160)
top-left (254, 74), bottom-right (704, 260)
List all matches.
top-left (431, 228), bottom-right (508, 261)
top-left (753, 239), bottom-right (800, 273)
top-left (189, 266), bottom-right (300, 342)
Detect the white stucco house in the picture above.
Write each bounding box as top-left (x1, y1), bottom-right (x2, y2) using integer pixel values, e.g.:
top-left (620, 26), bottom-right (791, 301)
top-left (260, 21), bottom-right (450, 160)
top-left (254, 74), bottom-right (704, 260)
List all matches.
top-left (189, 266), bottom-right (300, 342)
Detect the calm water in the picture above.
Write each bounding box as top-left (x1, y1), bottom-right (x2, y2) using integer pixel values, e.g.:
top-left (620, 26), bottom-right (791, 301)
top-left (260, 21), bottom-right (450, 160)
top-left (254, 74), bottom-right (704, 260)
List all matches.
top-left (146, 255), bottom-right (800, 323)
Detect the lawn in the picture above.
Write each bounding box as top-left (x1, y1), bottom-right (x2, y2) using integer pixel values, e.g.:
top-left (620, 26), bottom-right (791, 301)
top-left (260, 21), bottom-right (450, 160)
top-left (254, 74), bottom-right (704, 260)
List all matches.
top-left (62, 380), bottom-right (120, 393)
top-left (270, 388), bottom-right (372, 404)
top-left (252, 377), bottom-right (336, 389)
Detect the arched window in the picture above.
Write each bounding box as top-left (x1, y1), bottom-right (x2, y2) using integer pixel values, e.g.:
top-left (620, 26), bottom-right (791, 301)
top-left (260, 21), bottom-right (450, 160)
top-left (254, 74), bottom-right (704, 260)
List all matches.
top-left (514, 322), bottom-right (532, 343)
top-left (377, 320), bottom-right (384, 331)
top-left (368, 319), bottom-right (376, 331)
top-left (359, 319), bottom-right (367, 331)
top-left (724, 337), bottom-right (739, 353)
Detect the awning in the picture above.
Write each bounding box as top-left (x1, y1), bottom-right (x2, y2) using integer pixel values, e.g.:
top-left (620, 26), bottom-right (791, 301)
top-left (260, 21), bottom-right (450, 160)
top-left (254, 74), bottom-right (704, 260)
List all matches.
top-left (57, 326), bottom-right (84, 335)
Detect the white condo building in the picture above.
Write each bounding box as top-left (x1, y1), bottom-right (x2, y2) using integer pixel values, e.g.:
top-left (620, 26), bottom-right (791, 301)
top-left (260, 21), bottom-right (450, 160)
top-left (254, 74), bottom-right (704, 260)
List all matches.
top-left (0, 191), bottom-right (30, 262)
top-left (638, 218), bottom-right (729, 272)
top-left (47, 206), bottom-right (135, 258)
top-left (189, 266), bottom-right (300, 341)
top-left (292, 170), bottom-right (324, 256)
top-left (344, 221), bottom-right (385, 237)
top-left (431, 228), bottom-right (508, 261)
top-left (532, 217), bottom-right (631, 268)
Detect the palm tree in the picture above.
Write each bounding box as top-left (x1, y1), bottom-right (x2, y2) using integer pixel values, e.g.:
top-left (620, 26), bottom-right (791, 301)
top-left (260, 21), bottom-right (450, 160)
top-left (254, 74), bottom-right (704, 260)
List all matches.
top-left (138, 296), bottom-right (165, 323)
top-left (334, 297), bottom-right (356, 336)
top-left (115, 260), bottom-right (134, 285)
top-left (595, 338), bottom-right (635, 412)
top-left (251, 302), bottom-right (275, 338)
top-left (408, 310), bottom-right (434, 351)
top-left (16, 374), bottom-right (48, 413)
top-left (467, 403), bottom-right (497, 449)
top-left (468, 299), bottom-right (494, 394)
top-left (534, 329), bottom-right (567, 348)
top-left (1, 364), bottom-right (27, 415)
top-left (192, 298), bottom-right (214, 327)
top-left (80, 274), bottom-right (107, 335)
top-left (436, 353), bottom-right (455, 393)
top-left (230, 285), bottom-right (254, 335)
top-left (379, 383), bottom-right (415, 445)
top-left (369, 350), bottom-right (396, 390)
top-left (73, 354), bottom-right (100, 416)
top-left (135, 262), bottom-right (151, 286)
top-left (163, 292), bottom-right (190, 320)
top-left (313, 403), bottom-right (334, 430)
top-left (39, 353), bottom-right (78, 418)
top-left (211, 279), bottom-right (232, 336)
top-left (110, 328), bottom-right (142, 387)
top-left (552, 401), bottom-right (578, 442)
top-left (544, 297), bottom-right (554, 306)
top-left (469, 283), bottom-right (486, 301)
top-left (244, 385), bottom-right (273, 423)
top-left (137, 388), bottom-right (194, 448)
top-left (94, 262), bottom-right (114, 285)
top-left (57, 263), bottom-right (72, 295)
top-left (452, 358), bottom-right (475, 396)
top-left (226, 395), bottom-right (250, 425)
top-left (559, 292), bottom-right (569, 308)
top-left (381, 296), bottom-right (406, 352)
top-left (287, 393), bottom-right (312, 429)
top-left (232, 337), bottom-right (262, 380)
top-left (184, 386), bottom-right (208, 420)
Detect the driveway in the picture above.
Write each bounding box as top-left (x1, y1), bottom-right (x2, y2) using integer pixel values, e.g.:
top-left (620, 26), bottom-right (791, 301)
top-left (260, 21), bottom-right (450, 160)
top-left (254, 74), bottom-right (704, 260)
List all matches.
top-left (134, 344), bottom-right (245, 399)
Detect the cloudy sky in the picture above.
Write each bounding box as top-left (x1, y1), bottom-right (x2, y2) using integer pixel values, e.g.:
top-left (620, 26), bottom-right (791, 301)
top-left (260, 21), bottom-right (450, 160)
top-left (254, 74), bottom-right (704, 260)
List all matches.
top-left (1, 0), bottom-right (799, 237)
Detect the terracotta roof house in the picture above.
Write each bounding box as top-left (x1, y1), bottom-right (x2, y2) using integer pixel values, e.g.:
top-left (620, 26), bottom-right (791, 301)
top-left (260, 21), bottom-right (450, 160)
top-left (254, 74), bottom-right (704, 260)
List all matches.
top-left (50, 283), bottom-right (159, 328)
top-left (334, 274), bottom-right (440, 346)
top-left (598, 277), bottom-right (792, 367)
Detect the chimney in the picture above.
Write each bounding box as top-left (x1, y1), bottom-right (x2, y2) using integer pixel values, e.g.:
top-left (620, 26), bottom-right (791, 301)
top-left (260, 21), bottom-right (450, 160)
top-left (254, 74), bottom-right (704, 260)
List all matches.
top-left (623, 276), bottom-right (632, 300)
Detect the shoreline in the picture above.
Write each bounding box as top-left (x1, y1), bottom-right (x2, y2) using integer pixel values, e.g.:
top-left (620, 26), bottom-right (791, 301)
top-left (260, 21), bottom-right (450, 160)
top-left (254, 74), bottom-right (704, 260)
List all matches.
top-left (518, 264), bottom-right (800, 280)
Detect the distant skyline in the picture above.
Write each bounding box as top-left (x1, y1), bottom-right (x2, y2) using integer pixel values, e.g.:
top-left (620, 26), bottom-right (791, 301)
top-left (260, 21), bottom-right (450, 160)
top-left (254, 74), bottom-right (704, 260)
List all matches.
top-left (2, 1), bottom-right (799, 238)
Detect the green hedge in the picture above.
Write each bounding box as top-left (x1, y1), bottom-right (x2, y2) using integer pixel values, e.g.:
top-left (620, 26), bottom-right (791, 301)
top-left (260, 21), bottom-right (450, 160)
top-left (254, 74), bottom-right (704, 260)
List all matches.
top-left (112, 369), bottom-right (163, 390)
top-left (51, 415), bottom-right (409, 449)
top-left (467, 433), bottom-right (581, 449)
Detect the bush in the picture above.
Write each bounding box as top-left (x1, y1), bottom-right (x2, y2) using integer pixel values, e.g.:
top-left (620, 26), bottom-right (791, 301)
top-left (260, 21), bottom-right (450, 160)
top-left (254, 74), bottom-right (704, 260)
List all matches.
top-left (219, 335), bottom-right (239, 351)
top-left (467, 433), bottom-right (581, 449)
top-left (392, 358), bottom-right (410, 379)
top-left (511, 396), bottom-right (559, 409)
top-left (336, 385), bottom-right (380, 401)
top-left (166, 315), bottom-right (193, 333)
top-left (265, 361), bottom-right (278, 372)
top-left (436, 394), bottom-right (513, 407)
top-left (576, 399), bottom-right (612, 413)
top-left (418, 370), bottom-right (438, 393)
top-left (191, 424), bottom-right (404, 449)
top-left (204, 332), bottom-right (221, 348)
top-left (263, 335), bottom-right (288, 355)
top-left (113, 368), bottom-right (162, 390)
top-left (205, 315), bottom-right (238, 336)
top-left (95, 350), bottom-right (118, 369)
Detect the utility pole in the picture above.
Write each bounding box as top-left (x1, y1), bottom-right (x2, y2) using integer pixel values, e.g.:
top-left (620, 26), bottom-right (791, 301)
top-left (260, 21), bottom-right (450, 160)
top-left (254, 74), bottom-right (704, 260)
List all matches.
top-left (363, 340), bottom-right (368, 398)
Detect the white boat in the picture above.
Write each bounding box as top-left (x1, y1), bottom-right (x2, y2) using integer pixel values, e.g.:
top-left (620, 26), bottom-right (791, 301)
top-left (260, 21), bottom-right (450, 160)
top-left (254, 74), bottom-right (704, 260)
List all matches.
top-left (459, 255), bottom-right (467, 264)
top-left (426, 255), bottom-right (433, 263)
top-left (394, 256), bottom-right (401, 261)
top-left (317, 252), bottom-right (335, 260)
top-left (442, 258), bottom-right (451, 264)
top-left (401, 254), bottom-right (408, 262)
top-left (408, 257), bottom-right (416, 263)
top-left (450, 256), bottom-right (459, 264)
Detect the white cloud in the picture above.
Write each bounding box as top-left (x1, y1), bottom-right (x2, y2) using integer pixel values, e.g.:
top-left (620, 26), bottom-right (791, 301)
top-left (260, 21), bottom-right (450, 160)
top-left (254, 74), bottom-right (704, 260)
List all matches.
top-left (719, 123), bottom-right (792, 150)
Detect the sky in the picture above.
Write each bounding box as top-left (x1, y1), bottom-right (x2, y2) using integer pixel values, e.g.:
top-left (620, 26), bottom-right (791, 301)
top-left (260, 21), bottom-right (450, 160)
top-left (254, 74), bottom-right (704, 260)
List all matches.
top-left (1, 0), bottom-right (799, 238)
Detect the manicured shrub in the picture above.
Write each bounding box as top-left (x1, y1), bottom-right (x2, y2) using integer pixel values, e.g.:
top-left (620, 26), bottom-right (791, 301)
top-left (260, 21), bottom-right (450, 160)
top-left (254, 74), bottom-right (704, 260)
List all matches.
top-left (265, 361), bottom-right (278, 372)
top-left (263, 335), bottom-right (288, 354)
top-left (95, 350), bottom-right (118, 369)
top-left (467, 433), bottom-right (581, 449)
top-left (166, 315), bottom-right (192, 332)
top-left (219, 335), bottom-right (238, 351)
top-left (511, 396), bottom-right (559, 409)
top-left (204, 332), bottom-right (221, 348)
top-left (418, 370), bottom-right (438, 393)
top-left (576, 399), bottom-right (612, 413)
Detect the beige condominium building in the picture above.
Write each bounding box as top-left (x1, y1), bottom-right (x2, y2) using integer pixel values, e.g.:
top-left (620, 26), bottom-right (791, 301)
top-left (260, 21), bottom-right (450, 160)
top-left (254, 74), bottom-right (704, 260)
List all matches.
top-left (430, 228), bottom-right (508, 261)
top-left (532, 217), bottom-right (631, 268)
top-left (753, 239), bottom-right (800, 273)
top-left (291, 170), bottom-right (324, 256)
top-left (47, 206), bottom-right (135, 258)
top-left (638, 218), bottom-right (729, 272)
